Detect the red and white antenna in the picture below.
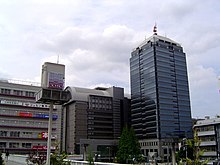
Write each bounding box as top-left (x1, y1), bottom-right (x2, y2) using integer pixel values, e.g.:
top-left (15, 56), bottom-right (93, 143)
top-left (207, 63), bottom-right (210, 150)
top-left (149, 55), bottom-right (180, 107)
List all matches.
top-left (153, 23), bottom-right (157, 35)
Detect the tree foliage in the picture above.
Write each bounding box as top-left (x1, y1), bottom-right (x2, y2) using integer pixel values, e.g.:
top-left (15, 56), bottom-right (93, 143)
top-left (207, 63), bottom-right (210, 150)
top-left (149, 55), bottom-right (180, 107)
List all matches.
top-left (116, 126), bottom-right (142, 163)
top-left (87, 148), bottom-right (94, 165)
top-left (176, 130), bottom-right (209, 165)
top-left (50, 141), bottom-right (70, 165)
top-left (50, 151), bottom-right (70, 165)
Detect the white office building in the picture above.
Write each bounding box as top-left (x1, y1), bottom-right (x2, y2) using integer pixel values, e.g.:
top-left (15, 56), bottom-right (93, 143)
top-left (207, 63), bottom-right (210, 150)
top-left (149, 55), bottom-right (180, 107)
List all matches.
top-left (194, 116), bottom-right (220, 162)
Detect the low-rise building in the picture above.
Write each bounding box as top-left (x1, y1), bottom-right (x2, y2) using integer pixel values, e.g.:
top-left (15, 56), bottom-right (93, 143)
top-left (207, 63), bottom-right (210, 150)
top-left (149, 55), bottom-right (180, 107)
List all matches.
top-left (194, 116), bottom-right (220, 162)
top-left (0, 79), bottom-right (61, 154)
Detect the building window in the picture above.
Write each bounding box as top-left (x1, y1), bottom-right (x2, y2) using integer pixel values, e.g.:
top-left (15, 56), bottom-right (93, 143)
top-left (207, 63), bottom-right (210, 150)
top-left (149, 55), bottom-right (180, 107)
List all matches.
top-left (0, 142), bottom-right (6, 148)
top-left (13, 90), bottom-right (23, 96)
top-left (9, 143), bottom-right (19, 148)
top-left (198, 126), bottom-right (214, 132)
top-left (0, 131), bottom-right (7, 137)
top-left (25, 91), bottom-right (35, 97)
top-left (22, 143), bottom-right (31, 148)
top-left (22, 132), bottom-right (32, 138)
top-left (1, 88), bottom-right (11, 95)
top-left (10, 131), bottom-right (20, 137)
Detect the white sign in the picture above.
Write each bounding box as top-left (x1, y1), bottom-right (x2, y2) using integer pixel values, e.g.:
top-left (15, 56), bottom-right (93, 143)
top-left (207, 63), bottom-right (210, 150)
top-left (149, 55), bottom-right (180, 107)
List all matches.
top-left (0, 99), bottom-right (49, 108)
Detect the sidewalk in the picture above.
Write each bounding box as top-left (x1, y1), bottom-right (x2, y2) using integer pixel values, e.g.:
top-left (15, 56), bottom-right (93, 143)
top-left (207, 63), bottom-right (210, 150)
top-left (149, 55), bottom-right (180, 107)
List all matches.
top-left (2, 153), bottom-right (27, 165)
top-left (5, 160), bottom-right (26, 165)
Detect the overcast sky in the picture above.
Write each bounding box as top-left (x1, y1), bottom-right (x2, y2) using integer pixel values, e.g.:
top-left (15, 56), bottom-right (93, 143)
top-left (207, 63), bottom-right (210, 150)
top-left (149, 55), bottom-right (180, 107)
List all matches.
top-left (0, 0), bottom-right (220, 118)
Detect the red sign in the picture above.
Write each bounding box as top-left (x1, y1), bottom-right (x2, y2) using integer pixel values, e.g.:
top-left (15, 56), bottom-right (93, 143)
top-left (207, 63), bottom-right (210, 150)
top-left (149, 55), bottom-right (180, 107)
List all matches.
top-left (32, 146), bottom-right (55, 150)
top-left (19, 112), bottom-right (32, 117)
top-left (41, 132), bottom-right (48, 139)
top-left (32, 146), bottom-right (47, 150)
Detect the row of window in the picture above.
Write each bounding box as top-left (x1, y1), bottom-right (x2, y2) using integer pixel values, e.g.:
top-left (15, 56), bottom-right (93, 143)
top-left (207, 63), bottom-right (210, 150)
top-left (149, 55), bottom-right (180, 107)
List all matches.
top-left (197, 125), bottom-right (214, 132)
top-left (0, 142), bottom-right (31, 148)
top-left (89, 96), bottom-right (112, 110)
top-left (200, 136), bottom-right (216, 142)
top-left (201, 146), bottom-right (216, 152)
top-left (0, 88), bottom-right (35, 97)
top-left (0, 142), bottom-right (44, 149)
top-left (1, 119), bottom-right (48, 128)
top-left (141, 141), bottom-right (158, 147)
top-left (90, 104), bottom-right (112, 110)
top-left (0, 130), bottom-right (56, 139)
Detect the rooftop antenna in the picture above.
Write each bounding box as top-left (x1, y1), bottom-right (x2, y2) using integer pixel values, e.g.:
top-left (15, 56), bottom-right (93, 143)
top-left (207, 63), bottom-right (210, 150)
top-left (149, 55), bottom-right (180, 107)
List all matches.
top-left (57, 55), bottom-right (59, 64)
top-left (153, 23), bottom-right (157, 35)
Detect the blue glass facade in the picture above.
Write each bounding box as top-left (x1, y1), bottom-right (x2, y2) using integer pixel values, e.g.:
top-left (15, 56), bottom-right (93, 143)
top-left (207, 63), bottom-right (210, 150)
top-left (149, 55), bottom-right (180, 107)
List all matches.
top-left (130, 35), bottom-right (193, 141)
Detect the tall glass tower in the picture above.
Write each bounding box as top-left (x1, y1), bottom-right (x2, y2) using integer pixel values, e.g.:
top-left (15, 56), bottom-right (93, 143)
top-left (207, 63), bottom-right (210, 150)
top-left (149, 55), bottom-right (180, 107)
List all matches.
top-left (130, 27), bottom-right (193, 160)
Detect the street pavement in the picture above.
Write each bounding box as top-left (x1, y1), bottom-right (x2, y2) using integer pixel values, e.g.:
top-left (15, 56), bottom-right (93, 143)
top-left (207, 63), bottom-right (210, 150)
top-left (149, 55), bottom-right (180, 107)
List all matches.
top-left (4, 160), bottom-right (26, 165)
top-left (2, 153), bottom-right (27, 165)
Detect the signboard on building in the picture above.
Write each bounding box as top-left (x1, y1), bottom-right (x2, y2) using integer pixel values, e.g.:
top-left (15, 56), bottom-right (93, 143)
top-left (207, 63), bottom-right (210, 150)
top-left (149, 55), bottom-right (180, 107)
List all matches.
top-left (41, 62), bottom-right (65, 90)
top-left (48, 72), bottom-right (64, 89)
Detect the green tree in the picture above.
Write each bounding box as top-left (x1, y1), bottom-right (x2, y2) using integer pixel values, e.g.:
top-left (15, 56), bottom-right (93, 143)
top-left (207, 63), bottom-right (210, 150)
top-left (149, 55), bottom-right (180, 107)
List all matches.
top-left (116, 126), bottom-right (142, 163)
top-left (50, 151), bottom-right (70, 165)
top-left (177, 130), bottom-right (208, 165)
top-left (50, 141), bottom-right (70, 165)
top-left (87, 148), bottom-right (94, 165)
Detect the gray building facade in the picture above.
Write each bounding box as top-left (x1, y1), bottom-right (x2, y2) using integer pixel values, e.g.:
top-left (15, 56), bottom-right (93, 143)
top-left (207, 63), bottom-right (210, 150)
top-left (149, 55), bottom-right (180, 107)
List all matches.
top-left (130, 32), bottom-right (193, 161)
top-left (0, 80), bottom-right (61, 154)
top-left (194, 117), bottom-right (220, 162)
top-left (62, 86), bottom-right (130, 161)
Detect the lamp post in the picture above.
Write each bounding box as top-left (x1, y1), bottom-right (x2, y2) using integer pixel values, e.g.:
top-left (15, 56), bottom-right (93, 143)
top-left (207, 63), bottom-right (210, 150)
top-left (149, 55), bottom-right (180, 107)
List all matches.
top-left (46, 102), bottom-right (53, 165)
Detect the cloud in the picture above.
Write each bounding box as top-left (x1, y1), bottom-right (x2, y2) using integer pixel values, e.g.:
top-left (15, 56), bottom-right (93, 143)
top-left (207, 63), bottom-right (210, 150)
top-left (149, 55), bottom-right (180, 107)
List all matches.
top-left (189, 65), bottom-right (218, 90)
top-left (0, 68), bottom-right (10, 79)
top-left (39, 25), bottom-right (134, 91)
top-left (188, 62), bottom-right (220, 118)
top-left (0, 0), bottom-right (220, 118)
top-left (12, 19), bottom-right (220, 118)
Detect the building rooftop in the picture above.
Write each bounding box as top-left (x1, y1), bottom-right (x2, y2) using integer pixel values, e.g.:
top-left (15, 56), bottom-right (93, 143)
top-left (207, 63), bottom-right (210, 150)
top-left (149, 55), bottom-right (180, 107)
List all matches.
top-left (0, 78), bottom-right (40, 87)
top-left (65, 86), bottom-right (112, 102)
top-left (194, 117), bottom-right (220, 127)
top-left (136, 34), bottom-right (181, 49)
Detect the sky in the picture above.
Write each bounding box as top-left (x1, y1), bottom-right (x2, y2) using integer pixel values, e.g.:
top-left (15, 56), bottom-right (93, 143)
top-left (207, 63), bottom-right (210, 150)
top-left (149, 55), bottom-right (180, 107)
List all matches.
top-left (0, 0), bottom-right (220, 118)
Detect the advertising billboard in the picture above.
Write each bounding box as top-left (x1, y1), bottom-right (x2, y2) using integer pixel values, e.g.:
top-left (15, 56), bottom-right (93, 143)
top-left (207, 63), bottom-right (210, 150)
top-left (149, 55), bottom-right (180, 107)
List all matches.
top-left (41, 62), bottom-right (65, 90)
top-left (48, 72), bottom-right (64, 90)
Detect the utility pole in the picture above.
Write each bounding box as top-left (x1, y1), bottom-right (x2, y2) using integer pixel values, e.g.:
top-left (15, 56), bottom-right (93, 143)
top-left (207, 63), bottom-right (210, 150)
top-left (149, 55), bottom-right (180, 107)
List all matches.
top-left (46, 102), bottom-right (53, 165)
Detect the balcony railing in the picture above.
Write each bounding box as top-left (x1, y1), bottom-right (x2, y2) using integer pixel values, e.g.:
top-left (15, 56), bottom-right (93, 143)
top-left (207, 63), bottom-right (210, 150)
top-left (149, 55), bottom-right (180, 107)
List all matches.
top-left (200, 141), bottom-right (216, 146)
top-left (198, 131), bottom-right (215, 136)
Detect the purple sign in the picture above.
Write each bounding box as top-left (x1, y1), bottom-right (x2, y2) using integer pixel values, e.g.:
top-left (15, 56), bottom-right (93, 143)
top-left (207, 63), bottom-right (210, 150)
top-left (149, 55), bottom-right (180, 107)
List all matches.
top-left (48, 72), bottom-right (64, 90)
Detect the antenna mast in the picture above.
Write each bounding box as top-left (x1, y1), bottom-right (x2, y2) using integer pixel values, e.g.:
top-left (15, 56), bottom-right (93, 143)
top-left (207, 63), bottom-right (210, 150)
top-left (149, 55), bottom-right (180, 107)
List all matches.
top-left (57, 55), bottom-right (59, 64)
top-left (153, 23), bottom-right (157, 35)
